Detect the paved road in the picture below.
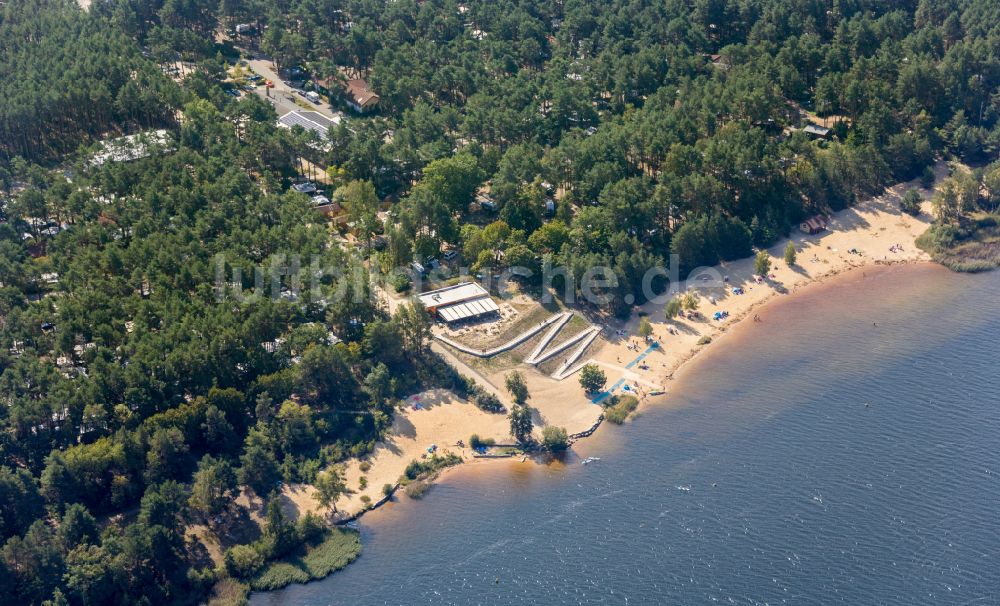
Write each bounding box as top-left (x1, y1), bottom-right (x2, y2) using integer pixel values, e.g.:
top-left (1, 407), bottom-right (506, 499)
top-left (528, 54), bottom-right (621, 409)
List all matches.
top-left (247, 57), bottom-right (342, 120)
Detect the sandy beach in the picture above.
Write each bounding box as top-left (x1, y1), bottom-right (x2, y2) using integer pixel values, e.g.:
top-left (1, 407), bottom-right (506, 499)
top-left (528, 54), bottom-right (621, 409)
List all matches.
top-left (282, 389), bottom-right (512, 517)
top-left (586, 169), bottom-right (938, 399)
top-left (280, 165), bottom-right (940, 521)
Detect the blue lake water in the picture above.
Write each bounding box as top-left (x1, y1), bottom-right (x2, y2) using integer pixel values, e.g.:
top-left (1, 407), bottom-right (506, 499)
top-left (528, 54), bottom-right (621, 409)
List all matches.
top-left (253, 264), bottom-right (1000, 606)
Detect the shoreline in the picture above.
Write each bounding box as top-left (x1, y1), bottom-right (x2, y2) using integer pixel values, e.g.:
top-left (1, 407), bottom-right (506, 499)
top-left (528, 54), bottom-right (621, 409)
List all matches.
top-left (258, 168), bottom-right (945, 598)
top-left (250, 257), bottom-right (1000, 606)
top-left (301, 259), bottom-right (933, 543)
top-left (658, 257), bottom-right (929, 385)
top-left (399, 258), bottom-right (935, 481)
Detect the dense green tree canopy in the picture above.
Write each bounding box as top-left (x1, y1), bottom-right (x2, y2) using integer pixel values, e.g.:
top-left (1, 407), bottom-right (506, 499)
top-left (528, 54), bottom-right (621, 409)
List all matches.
top-left (1, 0), bottom-right (999, 603)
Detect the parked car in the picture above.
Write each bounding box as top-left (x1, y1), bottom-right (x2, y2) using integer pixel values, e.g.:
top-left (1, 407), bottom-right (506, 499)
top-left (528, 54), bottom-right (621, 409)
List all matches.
top-left (291, 182), bottom-right (317, 194)
top-left (442, 250), bottom-right (458, 261)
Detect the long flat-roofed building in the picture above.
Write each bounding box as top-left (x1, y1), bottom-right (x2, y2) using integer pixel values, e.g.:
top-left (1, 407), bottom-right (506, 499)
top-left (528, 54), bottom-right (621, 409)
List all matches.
top-left (417, 282), bottom-right (499, 324)
top-left (277, 110), bottom-right (340, 138)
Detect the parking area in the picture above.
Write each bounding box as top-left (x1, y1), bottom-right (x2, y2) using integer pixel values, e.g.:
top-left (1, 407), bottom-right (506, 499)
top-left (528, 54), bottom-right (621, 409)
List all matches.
top-left (246, 57), bottom-right (344, 122)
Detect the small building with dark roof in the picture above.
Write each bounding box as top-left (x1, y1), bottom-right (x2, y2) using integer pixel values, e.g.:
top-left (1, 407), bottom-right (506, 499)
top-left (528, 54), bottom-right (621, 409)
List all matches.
top-left (803, 124), bottom-right (832, 139)
top-left (799, 214), bottom-right (829, 235)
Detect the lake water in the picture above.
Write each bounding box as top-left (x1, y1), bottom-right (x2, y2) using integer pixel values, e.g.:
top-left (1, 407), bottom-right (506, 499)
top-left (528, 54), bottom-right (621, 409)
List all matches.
top-left (252, 263), bottom-right (1000, 606)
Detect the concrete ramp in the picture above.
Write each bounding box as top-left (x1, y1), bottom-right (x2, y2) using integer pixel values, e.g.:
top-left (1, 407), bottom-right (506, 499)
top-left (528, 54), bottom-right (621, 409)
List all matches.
top-left (532, 325), bottom-right (600, 366)
top-left (433, 312), bottom-right (567, 357)
top-left (523, 313), bottom-right (573, 364)
top-left (551, 327), bottom-right (601, 380)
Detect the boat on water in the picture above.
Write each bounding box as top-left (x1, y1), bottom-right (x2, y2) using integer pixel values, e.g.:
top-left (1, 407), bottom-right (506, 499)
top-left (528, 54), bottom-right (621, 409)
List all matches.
top-left (581, 457), bottom-right (601, 465)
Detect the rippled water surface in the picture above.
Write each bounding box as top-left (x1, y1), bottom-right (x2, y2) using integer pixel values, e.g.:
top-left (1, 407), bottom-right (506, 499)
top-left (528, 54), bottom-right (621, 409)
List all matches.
top-left (253, 264), bottom-right (1000, 606)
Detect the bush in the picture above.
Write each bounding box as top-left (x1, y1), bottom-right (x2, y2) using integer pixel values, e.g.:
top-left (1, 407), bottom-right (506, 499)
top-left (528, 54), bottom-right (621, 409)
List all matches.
top-left (783, 241), bottom-right (797, 266)
top-left (403, 460), bottom-right (422, 481)
top-left (915, 219), bottom-right (1000, 272)
top-left (206, 577), bottom-right (249, 606)
top-left (753, 250), bottom-right (771, 276)
top-left (915, 222), bottom-right (960, 251)
top-left (224, 544), bottom-right (265, 579)
top-left (921, 165), bottom-right (936, 189)
top-left (391, 272), bottom-right (411, 293)
top-left (664, 297), bottom-right (682, 318)
top-left (405, 481), bottom-right (430, 499)
top-left (402, 453), bottom-right (463, 482)
top-left (541, 426), bottom-right (569, 451)
top-left (473, 392), bottom-right (505, 413)
top-left (637, 317), bottom-right (652, 337)
top-left (360, 495), bottom-right (371, 507)
top-left (469, 434), bottom-right (495, 449)
top-left (382, 483), bottom-right (394, 497)
top-left (348, 440), bottom-right (375, 459)
top-left (296, 512), bottom-right (326, 544)
top-left (697, 336), bottom-right (712, 345)
top-left (901, 188), bottom-right (922, 216)
top-left (359, 462), bottom-right (371, 473)
top-left (605, 395), bottom-right (639, 424)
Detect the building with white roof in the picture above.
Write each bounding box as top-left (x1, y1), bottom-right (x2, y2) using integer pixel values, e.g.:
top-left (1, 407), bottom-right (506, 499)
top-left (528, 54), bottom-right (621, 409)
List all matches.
top-left (277, 110), bottom-right (340, 138)
top-left (417, 282), bottom-right (500, 324)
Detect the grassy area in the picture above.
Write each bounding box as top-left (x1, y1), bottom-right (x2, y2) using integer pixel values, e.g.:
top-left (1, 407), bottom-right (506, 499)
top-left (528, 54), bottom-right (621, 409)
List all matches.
top-left (536, 332), bottom-right (599, 376)
top-left (206, 578), bottom-right (250, 606)
top-left (916, 215), bottom-right (1000, 272)
top-left (456, 301), bottom-right (556, 350)
top-left (450, 302), bottom-right (564, 373)
top-left (454, 340), bottom-right (527, 374)
top-left (462, 312), bottom-right (596, 376)
top-left (560, 314), bottom-right (590, 336)
top-left (249, 528), bottom-right (361, 592)
top-left (604, 395), bottom-right (639, 424)
top-left (291, 96), bottom-right (316, 111)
